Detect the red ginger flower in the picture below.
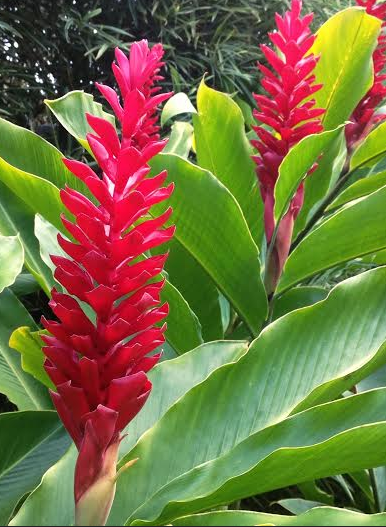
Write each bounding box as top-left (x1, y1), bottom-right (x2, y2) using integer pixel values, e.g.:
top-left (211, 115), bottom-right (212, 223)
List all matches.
top-left (41, 40), bottom-right (174, 526)
top-left (346, 0), bottom-right (386, 151)
top-left (251, 0), bottom-right (324, 292)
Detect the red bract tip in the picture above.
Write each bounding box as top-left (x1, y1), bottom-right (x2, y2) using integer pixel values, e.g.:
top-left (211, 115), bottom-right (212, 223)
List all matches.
top-left (251, 0), bottom-right (325, 292)
top-left (346, 0), bottom-right (386, 150)
top-left (42, 40), bottom-right (173, 526)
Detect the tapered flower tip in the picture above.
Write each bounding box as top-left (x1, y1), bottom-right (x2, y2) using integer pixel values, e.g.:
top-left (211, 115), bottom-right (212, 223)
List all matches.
top-left (75, 434), bottom-right (119, 526)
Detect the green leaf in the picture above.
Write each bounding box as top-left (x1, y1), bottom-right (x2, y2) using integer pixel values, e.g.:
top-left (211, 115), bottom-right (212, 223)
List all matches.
top-left (0, 411), bottom-right (69, 526)
top-left (278, 186), bottom-right (386, 292)
top-left (161, 280), bottom-right (203, 354)
top-left (350, 121), bottom-right (386, 171)
top-left (327, 171), bottom-right (386, 211)
top-left (312, 8), bottom-right (381, 130)
top-left (124, 390), bottom-right (386, 525)
top-left (107, 267), bottom-right (386, 525)
top-left (193, 81), bottom-right (262, 244)
top-left (0, 117), bottom-right (86, 232)
top-left (272, 286), bottom-right (328, 321)
top-left (34, 215), bottom-right (203, 354)
top-left (294, 131), bottom-right (346, 239)
top-left (45, 90), bottom-right (115, 154)
top-left (10, 273), bottom-right (41, 297)
top-left (150, 153), bottom-right (267, 335)
top-left (173, 507), bottom-right (386, 526)
top-left (161, 92), bottom-right (196, 127)
top-left (0, 181), bottom-right (54, 295)
top-left (0, 235), bottom-right (23, 294)
top-left (164, 240), bottom-right (224, 341)
top-left (11, 341), bottom-right (248, 527)
top-left (277, 499), bottom-right (325, 515)
top-left (274, 128), bottom-right (342, 224)
top-left (164, 122), bottom-right (194, 158)
top-left (9, 327), bottom-right (53, 389)
top-left (0, 288), bottom-right (51, 410)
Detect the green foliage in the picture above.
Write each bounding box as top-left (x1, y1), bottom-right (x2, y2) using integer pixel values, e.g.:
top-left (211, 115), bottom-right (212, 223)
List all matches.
top-left (3, 2), bottom-right (386, 526)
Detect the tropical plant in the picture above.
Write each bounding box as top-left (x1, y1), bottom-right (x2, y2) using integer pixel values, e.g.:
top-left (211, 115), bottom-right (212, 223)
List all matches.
top-left (2, 0), bottom-right (386, 526)
top-left (0, 0), bottom-right (348, 130)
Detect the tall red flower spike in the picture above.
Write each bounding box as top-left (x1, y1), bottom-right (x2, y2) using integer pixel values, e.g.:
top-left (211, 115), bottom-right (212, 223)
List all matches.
top-left (251, 0), bottom-right (325, 292)
top-left (41, 40), bottom-right (174, 526)
top-left (346, 0), bottom-right (386, 151)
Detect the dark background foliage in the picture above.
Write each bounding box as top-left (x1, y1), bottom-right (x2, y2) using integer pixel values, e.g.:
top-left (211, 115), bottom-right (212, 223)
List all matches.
top-left (1, 0), bottom-right (348, 131)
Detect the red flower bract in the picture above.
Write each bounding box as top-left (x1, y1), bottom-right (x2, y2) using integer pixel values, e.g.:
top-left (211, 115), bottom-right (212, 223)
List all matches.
top-left (346, 0), bottom-right (386, 150)
top-left (251, 0), bottom-right (324, 291)
top-left (41, 40), bottom-right (174, 525)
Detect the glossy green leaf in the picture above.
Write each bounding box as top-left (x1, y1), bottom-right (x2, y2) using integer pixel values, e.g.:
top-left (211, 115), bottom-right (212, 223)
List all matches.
top-left (11, 341), bottom-right (248, 526)
top-left (164, 240), bottom-right (223, 341)
top-left (327, 171), bottom-right (386, 211)
top-left (150, 153), bottom-right (267, 335)
top-left (0, 288), bottom-right (51, 410)
top-left (129, 390), bottom-right (386, 525)
top-left (0, 411), bottom-right (69, 526)
top-left (0, 235), bottom-right (23, 294)
top-left (173, 507), bottom-right (386, 526)
top-left (10, 273), bottom-right (40, 297)
top-left (161, 92), bottom-right (196, 127)
top-left (34, 215), bottom-right (203, 354)
top-left (0, 117), bottom-right (86, 232)
top-left (161, 280), bottom-right (203, 354)
top-left (351, 121), bottom-right (386, 171)
top-left (193, 81), bottom-right (262, 243)
top-left (274, 128), bottom-right (342, 224)
top-left (9, 327), bottom-right (53, 389)
top-left (0, 181), bottom-right (54, 295)
top-left (107, 267), bottom-right (386, 525)
top-left (278, 186), bottom-right (386, 292)
top-left (272, 286), bottom-right (328, 321)
top-left (312, 8), bottom-right (381, 130)
top-left (45, 90), bottom-right (115, 154)
top-left (163, 121), bottom-right (194, 158)
top-left (277, 499), bottom-right (325, 515)
top-left (294, 131), bottom-right (346, 239)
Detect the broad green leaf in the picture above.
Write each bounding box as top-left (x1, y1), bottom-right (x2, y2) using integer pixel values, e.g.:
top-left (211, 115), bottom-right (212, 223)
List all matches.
top-left (10, 273), bottom-right (40, 297)
top-left (193, 81), bottom-right (262, 244)
top-left (161, 92), bottom-right (196, 127)
top-left (272, 286), bottom-right (328, 321)
top-left (45, 90), bottom-right (115, 154)
top-left (312, 8), bottom-right (381, 130)
top-left (34, 215), bottom-right (203, 354)
top-left (173, 507), bottom-right (386, 526)
top-left (150, 153), bottom-right (267, 335)
top-left (124, 392), bottom-right (386, 525)
top-left (11, 341), bottom-right (248, 527)
top-left (350, 121), bottom-right (386, 171)
top-left (0, 181), bottom-right (54, 295)
top-left (164, 240), bottom-right (223, 341)
top-left (0, 411), bottom-right (69, 526)
top-left (161, 280), bottom-right (203, 354)
top-left (294, 131), bottom-right (346, 239)
top-left (9, 327), bottom-right (53, 389)
top-left (297, 480), bottom-right (334, 506)
top-left (0, 235), bottom-right (23, 294)
top-left (164, 122), bottom-right (194, 158)
top-left (108, 267), bottom-right (386, 525)
top-left (274, 128), bottom-right (342, 224)
top-left (277, 499), bottom-right (325, 515)
top-left (0, 117), bottom-right (85, 232)
top-left (0, 288), bottom-right (51, 410)
top-left (327, 171), bottom-right (386, 211)
top-left (278, 186), bottom-right (386, 292)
